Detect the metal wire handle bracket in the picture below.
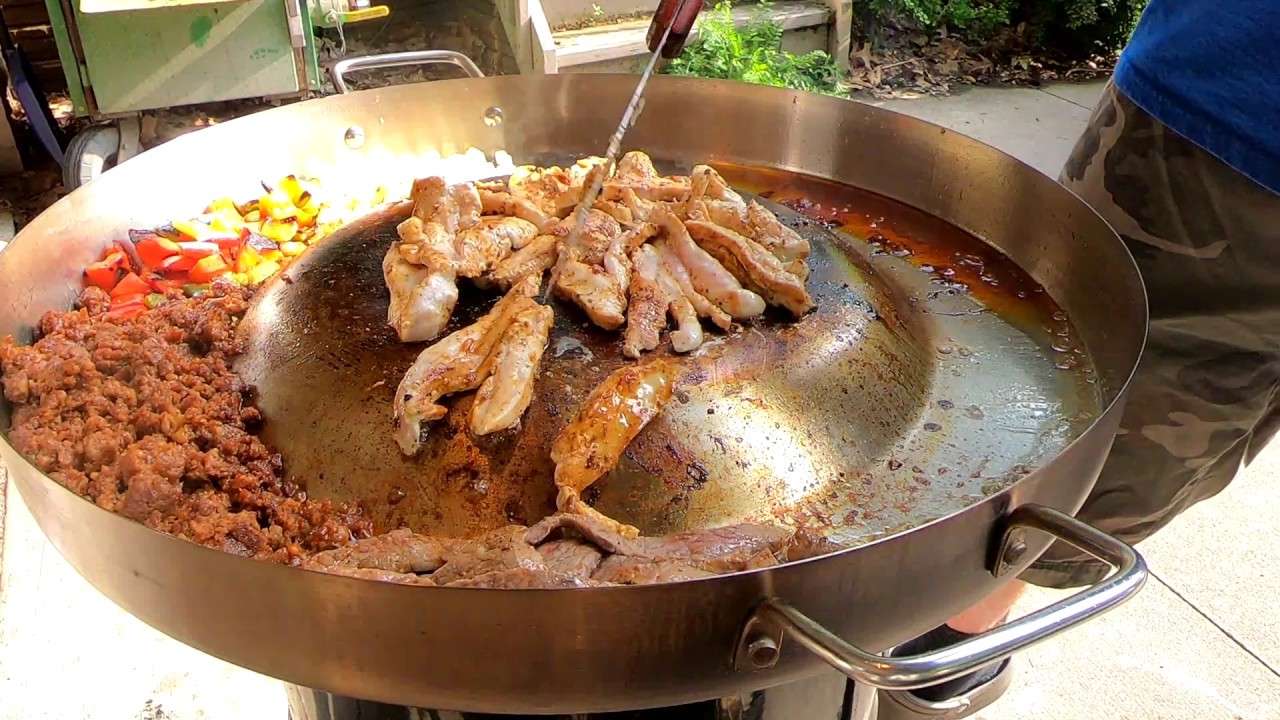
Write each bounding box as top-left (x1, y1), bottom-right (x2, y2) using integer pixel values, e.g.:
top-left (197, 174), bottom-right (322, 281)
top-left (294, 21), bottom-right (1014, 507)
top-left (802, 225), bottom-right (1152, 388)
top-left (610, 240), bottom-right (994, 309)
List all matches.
top-left (330, 50), bottom-right (485, 94)
top-left (734, 504), bottom-right (1148, 690)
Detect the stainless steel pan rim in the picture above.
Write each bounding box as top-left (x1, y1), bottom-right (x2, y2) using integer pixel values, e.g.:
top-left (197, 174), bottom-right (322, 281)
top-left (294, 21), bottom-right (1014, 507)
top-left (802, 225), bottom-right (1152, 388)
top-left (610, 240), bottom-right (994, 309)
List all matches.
top-left (0, 51), bottom-right (1150, 709)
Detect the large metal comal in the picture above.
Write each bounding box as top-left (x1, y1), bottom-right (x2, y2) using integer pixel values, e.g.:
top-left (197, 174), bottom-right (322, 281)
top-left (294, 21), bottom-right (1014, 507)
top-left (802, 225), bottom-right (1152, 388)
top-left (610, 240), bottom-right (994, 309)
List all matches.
top-left (0, 53), bottom-right (1148, 714)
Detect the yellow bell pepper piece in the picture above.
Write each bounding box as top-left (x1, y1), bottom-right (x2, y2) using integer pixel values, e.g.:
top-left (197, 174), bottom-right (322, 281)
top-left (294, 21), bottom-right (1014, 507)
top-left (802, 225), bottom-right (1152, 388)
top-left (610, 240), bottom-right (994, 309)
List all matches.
top-left (246, 260), bottom-right (282, 285)
top-left (280, 241), bottom-right (307, 257)
top-left (206, 197), bottom-right (240, 216)
top-left (235, 245), bottom-right (262, 273)
top-left (260, 218), bottom-right (299, 244)
top-left (260, 189), bottom-right (296, 221)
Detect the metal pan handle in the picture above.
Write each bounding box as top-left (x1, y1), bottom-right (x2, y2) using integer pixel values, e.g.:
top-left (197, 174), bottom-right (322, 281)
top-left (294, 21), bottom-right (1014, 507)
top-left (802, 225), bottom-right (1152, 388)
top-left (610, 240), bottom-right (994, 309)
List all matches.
top-left (734, 504), bottom-right (1148, 690)
top-left (329, 50), bottom-right (485, 94)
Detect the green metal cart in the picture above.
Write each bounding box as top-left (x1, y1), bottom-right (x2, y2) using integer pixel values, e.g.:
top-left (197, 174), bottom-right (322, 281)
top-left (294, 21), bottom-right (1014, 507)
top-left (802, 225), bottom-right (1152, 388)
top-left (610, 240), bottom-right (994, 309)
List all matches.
top-left (43, 0), bottom-right (387, 188)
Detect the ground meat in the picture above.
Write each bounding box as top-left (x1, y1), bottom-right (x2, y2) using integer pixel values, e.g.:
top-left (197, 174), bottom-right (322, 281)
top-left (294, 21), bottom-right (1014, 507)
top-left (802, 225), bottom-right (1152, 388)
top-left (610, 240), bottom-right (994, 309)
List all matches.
top-left (0, 286), bottom-right (373, 563)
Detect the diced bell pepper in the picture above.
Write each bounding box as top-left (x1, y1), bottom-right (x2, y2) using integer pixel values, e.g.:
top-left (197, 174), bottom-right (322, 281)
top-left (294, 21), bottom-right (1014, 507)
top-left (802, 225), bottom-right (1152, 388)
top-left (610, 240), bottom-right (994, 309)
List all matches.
top-left (182, 283), bottom-right (210, 298)
top-left (177, 241), bottom-right (221, 258)
top-left (189, 254), bottom-right (230, 283)
top-left (134, 235), bottom-right (181, 269)
top-left (144, 293), bottom-right (167, 309)
top-left (235, 245), bottom-right (262, 273)
top-left (279, 241), bottom-right (307, 257)
top-left (110, 272), bottom-right (152, 300)
top-left (245, 260), bottom-right (281, 285)
top-left (260, 189), bottom-right (296, 221)
top-left (261, 218), bottom-right (299, 244)
top-left (160, 254), bottom-right (197, 274)
top-left (84, 260), bottom-right (123, 292)
top-left (104, 300), bottom-right (146, 321)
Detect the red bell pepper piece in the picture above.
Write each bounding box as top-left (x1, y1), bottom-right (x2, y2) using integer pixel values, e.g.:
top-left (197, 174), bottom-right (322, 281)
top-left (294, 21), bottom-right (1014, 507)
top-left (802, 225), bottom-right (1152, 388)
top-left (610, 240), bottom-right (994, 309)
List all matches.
top-left (104, 299), bottom-right (146, 321)
top-left (160, 254), bottom-right (198, 274)
top-left (178, 241), bottom-right (221, 259)
top-left (84, 260), bottom-right (123, 292)
top-left (110, 272), bottom-right (151, 300)
top-left (211, 235), bottom-right (243, 255)
top-left (135, 235), bottom-right (182, 269)
top-left (189, 254), bottom-right (230, 283)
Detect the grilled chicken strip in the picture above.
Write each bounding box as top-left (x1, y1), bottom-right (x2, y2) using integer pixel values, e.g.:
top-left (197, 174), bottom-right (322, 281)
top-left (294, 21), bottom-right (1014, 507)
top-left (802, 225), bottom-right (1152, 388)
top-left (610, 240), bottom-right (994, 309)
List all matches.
top-left (554, 232), bottom-right (631, 331)
top-left (409, 176), bottom-right (482, 233)
top-left (623, 245), bottom-right (670, 358)
top-left (509, 165), bottom-right (573, 217)
top-left (685, 221), bottom-right (816, 317)
top-left (393, 277), bottom-right (539, 456)
top-left (553, 209), bottom-right (623, 266)
top-left (477, 233), bottom-right (558, 291)
top-left (385, 217), bottom-right (458, 343)
top-left (551, 359), bottom-right (676, 538)
top-left (384, 178), bottom-right (482, 342)
top-left (603, 151), bottom-right (691, 203)
top-left (688, 164), bottom-right (746, 206)
top-left (479, 188), bottom-right (555, 232)
top-left (652, 208), bottom-right (765, 320)
top-left (455, 216), bottom-right (538, 278)
top-left (747, 201), bottom-right (811, 270)
top-left (652, 238), bottom-right (732, 331)
top-left (649, 256), bottom-right (704, 353)
top-left (470, 301), bottom-right (555, 436)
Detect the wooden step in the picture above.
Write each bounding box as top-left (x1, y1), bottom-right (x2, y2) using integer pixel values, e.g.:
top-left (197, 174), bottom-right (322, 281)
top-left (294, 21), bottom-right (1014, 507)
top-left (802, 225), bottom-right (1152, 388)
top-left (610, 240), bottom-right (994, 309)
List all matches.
top-left (552, 1), bottom-right (831, 72)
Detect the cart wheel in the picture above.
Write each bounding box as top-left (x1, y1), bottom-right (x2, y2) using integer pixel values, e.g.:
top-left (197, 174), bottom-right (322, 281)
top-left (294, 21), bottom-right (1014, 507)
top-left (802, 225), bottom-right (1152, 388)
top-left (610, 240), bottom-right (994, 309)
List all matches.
top-left (62, 125), bottom-right (121, 190)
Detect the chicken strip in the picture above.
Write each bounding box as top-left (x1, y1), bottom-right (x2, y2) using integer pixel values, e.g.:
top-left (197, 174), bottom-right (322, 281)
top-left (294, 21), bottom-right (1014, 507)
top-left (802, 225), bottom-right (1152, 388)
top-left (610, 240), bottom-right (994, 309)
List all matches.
top-left (470, 301), bottom-right (555, 436)
top-left (687, 164), bottom-right (746, 206)
top-left (747, 201), bottom-right (811, 267)
top-left (477, 233), bottom-right (558, 291)
top-left (650, 258), bottom-right (704, 353)
top-left (553, 209), bottom-right (622, 266)
top-left (384, 178), bottom-right (482, 341)
top-left (385, 218), bottom-right (458, 343)
top-left (652, 238), bottom-right (732, 331)
top-left (652, 208), bottom-right (765, 320)
top-left (603, 151), bottom-right (691, 202)
top-left (409, 177), bottom-right (482, 233)
top-left (554, 233), bottom-right (631, 331)
top-left (620, 188), bottom-right (686, 223)
top-left (455, 216), bottom-right (538, 278)
top-left (623, 245), bottom-right (670, 358)
top-left (393, 277), bottom-right (540, 456)
top-left (551, 359), bottom-right (676, 537)
top-left (685, 221), bottom-right (816, 318)
top-left (479, 188), bottom-right (555, 231)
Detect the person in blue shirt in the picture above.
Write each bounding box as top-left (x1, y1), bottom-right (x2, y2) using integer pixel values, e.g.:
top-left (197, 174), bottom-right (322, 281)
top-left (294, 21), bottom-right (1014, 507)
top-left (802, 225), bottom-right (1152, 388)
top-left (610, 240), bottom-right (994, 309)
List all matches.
top-left (878, 1), bottom-right (1280, 717)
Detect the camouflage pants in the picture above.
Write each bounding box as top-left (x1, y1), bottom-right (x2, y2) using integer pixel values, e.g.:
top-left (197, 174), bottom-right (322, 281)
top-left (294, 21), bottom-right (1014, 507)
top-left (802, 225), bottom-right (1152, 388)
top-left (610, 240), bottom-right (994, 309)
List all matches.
top-left (1019, 80), bottom-right (1280, 590)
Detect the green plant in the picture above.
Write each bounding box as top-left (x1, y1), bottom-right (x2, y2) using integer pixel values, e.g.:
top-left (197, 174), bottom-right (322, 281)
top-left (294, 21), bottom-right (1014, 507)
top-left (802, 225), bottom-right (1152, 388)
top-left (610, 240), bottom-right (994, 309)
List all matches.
top-left (866, 0), bottom-right (1015, 39)
top-left (664, 1), bottom-right (846, 96)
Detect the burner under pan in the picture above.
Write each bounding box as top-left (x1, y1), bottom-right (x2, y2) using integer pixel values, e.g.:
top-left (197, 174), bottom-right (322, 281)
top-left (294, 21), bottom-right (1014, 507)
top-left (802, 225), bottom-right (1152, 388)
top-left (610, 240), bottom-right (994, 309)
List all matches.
top-left (285, 672), bottom-right (877, 720)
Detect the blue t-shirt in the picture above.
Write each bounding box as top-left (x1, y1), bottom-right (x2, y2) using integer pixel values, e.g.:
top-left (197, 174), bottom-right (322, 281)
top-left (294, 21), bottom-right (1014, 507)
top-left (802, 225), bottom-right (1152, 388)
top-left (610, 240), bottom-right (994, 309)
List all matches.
top-left (1114, 0), bottom-right (1280, 195)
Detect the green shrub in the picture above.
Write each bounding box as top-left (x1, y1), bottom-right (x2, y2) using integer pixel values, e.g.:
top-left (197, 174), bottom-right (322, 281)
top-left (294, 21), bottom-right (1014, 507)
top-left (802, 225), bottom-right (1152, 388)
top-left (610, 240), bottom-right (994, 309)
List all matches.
top-left (664, 1), bottom-right (846, 96)
top-left (1019, 0), bottom-right (1147, 57)
top-left (867, 0), bottom-right (1015, 40)
top-left (860, 0), bottom-right (1148, 55)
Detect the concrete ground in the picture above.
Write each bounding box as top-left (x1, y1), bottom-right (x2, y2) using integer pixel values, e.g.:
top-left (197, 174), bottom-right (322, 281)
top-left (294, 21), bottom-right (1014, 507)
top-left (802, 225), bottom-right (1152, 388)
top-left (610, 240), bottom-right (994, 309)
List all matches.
top-left (2, 80), bottom-right (1279, 720)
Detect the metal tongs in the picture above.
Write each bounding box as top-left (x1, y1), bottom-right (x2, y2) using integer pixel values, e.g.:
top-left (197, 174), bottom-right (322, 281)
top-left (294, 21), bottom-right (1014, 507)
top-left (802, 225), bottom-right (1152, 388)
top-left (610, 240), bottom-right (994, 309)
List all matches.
top-left (541, 0), bottom-right (706, 304)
